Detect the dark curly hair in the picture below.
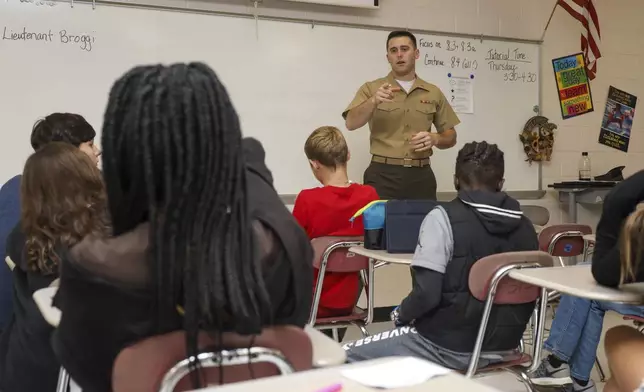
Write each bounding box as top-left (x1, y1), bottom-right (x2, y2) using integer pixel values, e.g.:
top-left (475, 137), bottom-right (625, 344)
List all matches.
top-left (455, 141), bottom-right (505, 191)
top-left (30, 113), bottom-right (96, 150)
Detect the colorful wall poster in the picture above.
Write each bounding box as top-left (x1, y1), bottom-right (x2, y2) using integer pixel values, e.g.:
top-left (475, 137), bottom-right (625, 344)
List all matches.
top-left (599, 86), bottom-right (637, 152)
top-left (552, 53), bottom-right (594, 119)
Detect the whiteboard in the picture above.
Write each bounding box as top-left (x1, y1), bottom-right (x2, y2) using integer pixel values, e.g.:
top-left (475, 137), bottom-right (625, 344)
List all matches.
top-left (0, 1), bottom-right (540, 194)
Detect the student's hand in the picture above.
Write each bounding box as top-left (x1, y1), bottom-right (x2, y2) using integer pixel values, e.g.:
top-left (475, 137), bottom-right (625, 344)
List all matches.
top-left (410, 132), bottom-right (438, 152)
top-left (373, 83), bottom-right (401, 105)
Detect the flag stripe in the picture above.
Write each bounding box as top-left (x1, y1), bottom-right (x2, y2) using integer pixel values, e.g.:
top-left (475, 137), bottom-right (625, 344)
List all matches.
top-left (557, 0), bottom-right (601, 80)
top-left (585, 0), bottom-right (601, 37)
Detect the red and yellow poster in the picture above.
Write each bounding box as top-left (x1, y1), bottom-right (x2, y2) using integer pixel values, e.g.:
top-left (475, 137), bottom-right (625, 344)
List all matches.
top-left (552, 53), bottom-right (594, 119)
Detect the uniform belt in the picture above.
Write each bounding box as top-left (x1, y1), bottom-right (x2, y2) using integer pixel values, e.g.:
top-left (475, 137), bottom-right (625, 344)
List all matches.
top-left (371, 155), bottom-right (431, 167)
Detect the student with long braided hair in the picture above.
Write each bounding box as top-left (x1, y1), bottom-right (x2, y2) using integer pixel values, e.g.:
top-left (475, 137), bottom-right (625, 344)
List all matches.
top-left (51, 63), bottom-right (313, 391)
top-left (344, 141), bottom-right (538, 368)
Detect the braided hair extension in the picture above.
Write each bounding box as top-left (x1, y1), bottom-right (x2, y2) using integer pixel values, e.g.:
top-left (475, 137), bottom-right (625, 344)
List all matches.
top-left (101, 63), bottom-right (271, 388)
top-left (455, 141), bottom-right (505, 191)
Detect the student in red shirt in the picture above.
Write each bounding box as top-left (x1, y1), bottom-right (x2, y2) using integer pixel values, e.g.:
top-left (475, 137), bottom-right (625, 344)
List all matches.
top-left (293, 126), bottom-right (379, 325)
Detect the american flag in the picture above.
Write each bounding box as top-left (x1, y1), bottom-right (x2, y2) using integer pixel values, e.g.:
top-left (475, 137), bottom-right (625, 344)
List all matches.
top-left (557, 0), bottom-right (601, 80)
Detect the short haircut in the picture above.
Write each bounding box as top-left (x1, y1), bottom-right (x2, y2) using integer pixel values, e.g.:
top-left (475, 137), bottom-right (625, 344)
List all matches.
top-left (30, 113), bottom-right (96, 151)
top-left (304, 126), bottom-right (349, 169)
top-left (455, 141), bottom-right (505, 190)
top-left (386, 30), bottom-right (417, 50)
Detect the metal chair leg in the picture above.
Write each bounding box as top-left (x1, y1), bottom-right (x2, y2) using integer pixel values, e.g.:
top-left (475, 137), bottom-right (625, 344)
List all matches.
top-left (594, 358), bottom-right (606, 382)
top-left (352, 321), bottom-right (369, 338)
top-left (332, 328), bottom-right (339, 342)
top-left (56, 367), bottom-right (70, 392)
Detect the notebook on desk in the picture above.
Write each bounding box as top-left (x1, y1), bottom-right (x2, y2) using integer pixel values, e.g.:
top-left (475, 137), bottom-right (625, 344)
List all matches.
top-left (549, 181), bottom-right (619, 189)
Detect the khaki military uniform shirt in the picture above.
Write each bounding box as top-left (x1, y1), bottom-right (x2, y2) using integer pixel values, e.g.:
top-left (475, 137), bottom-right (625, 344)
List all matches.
top-left (343, 72), bottom-right (460, 159)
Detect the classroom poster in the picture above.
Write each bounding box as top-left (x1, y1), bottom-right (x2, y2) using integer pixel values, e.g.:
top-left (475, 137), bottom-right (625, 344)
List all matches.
top-left (552, 53), bottom-right (594, 119)
top-left (598, 86), bottom-right (637, 152)
top-left (448, 76), bottom-right (474, 114)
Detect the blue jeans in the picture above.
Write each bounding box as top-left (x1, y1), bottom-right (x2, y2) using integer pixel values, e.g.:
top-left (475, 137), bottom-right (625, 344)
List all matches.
top-left (544, 294), bottom-right (644, 382)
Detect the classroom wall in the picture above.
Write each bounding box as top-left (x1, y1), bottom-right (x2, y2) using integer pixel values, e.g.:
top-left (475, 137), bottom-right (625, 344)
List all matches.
top-left (540, 0), bottom-right (644, 228)
top-left (109, 0), bottom-right (554, 40)
top-left (94, 0), bottom-right (644, 229)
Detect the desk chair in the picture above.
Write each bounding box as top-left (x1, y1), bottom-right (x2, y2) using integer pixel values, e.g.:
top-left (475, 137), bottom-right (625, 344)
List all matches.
top-left (5, 256), bottom-right (15, 271)
top-left (537, 225), bottom-right (607, 381)
top-left (521, 205), bottom-right (550, 227)
top-left (32, 286), bottom-right (71, 392)
top-left (524, 223), bottom-right (592, 344)
top-left (539, 224), bottom-right (593, 267)
top-left (583, 234), bottom-right (596, 263)
top-left (465, 251), bottom-right (554, 392)
top-left (598, 315), bottom-right (644, 383)
top-left (112, 326), bottom-right (312, 392)
top-left (623, 315), bottom-right (644, 333)
top-left (308, 236), bottom-right (374, 340)
top-left (538, 224), bottom-right (593, 303)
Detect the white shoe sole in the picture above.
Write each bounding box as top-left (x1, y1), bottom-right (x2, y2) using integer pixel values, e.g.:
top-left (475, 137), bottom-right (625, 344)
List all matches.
top-left (530, 376), bottom-right (573, 386)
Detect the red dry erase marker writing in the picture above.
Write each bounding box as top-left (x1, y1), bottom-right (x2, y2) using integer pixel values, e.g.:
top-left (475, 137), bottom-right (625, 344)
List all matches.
top-left (314, 383), bottom-right (342, 392)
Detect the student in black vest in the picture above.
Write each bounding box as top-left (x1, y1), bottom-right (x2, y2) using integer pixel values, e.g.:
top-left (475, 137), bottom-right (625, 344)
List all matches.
top-left (343, 141), bottom-right (538, 369)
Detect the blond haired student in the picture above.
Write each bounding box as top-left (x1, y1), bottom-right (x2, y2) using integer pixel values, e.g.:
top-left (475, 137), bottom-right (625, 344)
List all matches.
top-left (293, 126), bottom-right (378, 323)
top-left (530, 170), bottom-right (644, 392)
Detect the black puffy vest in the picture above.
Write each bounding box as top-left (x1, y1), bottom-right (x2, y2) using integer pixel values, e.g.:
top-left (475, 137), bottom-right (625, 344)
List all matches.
top-left (414, 198), bottom-right (539, 353)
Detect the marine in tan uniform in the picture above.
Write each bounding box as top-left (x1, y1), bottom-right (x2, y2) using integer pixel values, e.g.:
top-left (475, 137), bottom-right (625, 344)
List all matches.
top-left (343, 31), bottom-right (460, 200)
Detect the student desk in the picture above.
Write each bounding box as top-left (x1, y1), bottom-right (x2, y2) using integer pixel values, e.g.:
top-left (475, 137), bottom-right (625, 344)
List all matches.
top-left (348, 246), bottom-right (413, 267)
top-left (549, 184), bottom-right (614, 223)
top-left (348, 223), bottom-right (542, 267)
top-left (32, 287), bottom-right (347, 368)
top-left (508, 265), bottom-right (644, 304)
top-left (509, 264), bottom-right (644, 368)
top-left (191, 357), bottom-right (502, 392)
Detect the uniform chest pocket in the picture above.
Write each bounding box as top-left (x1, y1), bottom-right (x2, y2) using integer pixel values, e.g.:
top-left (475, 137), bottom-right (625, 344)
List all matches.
top-left (411, 103), bottom-right (437, 130)
top-left (416, 103), bottom-right (437, 115)
top-left (377, 103), bottom-right (402, 112)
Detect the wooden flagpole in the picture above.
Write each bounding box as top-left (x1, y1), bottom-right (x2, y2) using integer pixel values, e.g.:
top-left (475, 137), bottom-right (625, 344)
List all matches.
top-left (540, 1), bottom-right (560, 41)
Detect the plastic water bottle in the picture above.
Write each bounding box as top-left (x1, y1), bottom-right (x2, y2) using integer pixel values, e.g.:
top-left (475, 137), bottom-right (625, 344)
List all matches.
top-left (579, 152), bottom-right (591, 181)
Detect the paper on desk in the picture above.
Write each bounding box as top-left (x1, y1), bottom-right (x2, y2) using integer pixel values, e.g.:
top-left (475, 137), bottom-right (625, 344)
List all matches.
top-left (341, 357), bottom-right (450, 389)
